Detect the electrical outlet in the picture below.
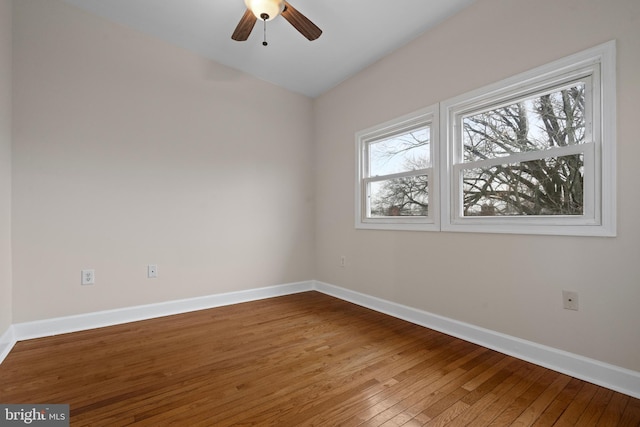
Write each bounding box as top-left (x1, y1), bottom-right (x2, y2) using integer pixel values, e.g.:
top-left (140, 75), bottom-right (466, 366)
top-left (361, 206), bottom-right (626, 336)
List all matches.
top-left (340, 256), bottom-right (346, 267)
top-left (81, 269), bottom-right (95, 285)
top-left (147, 264), bottom-right (158, 278)
top-left (562, 290), bottom-right (579, 311)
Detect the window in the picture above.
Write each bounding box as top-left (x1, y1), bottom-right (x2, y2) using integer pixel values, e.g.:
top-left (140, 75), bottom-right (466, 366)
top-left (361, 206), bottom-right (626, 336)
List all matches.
top-left (441, 41), bottom-right (615, 236)
top-left (356, 106), bottom-right (439, 230)
top-left (356, 41), bottom-right (616, 236)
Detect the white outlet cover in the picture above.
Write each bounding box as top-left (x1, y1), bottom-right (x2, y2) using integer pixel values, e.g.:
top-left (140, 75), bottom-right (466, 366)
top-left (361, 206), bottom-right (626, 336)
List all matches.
top-left (81, 269), bottom-right (95, 285)
top-left (562, 290), bottom-right (579, 311)
top-left (147, 265), bottom-right (158, 278)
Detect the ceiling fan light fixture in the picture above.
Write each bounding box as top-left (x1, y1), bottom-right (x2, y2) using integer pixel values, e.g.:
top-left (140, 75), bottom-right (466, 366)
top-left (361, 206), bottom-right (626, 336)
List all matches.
top-left (232, 0), bottom-right (322, 42)
top-left (244, 0), bottom-right (284, 21)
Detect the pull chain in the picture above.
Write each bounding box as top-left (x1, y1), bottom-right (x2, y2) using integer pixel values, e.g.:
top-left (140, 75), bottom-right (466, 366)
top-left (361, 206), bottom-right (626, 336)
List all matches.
top-left (261, 13), bottom-right (269, 46)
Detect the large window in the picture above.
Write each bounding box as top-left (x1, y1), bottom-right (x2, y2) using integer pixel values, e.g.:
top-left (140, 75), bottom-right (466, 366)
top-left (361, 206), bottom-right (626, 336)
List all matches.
top-left (441, 41), bottom-right (615, 236)
top-left (356, 106), bottom-right (439, 231)
top-left (356, 41), bottom-right (616, 236)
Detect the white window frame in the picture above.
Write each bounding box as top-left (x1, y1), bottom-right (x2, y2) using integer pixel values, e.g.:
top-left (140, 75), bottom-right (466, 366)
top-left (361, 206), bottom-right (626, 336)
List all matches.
top-left (440, 41), bottom-right (616, 236)
top-left (354, 41), bottom-right (615, 237)
top-left (355, 105), bottom-right (439, 231)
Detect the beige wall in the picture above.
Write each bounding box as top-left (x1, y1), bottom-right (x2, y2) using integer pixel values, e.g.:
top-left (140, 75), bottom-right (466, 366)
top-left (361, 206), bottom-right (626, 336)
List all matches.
top-left (314, 0), bottom-right (640, 372)
top-left (12, 0), bottom-right (315, 321)
top-left (0, 0), bottom-right (12, 333)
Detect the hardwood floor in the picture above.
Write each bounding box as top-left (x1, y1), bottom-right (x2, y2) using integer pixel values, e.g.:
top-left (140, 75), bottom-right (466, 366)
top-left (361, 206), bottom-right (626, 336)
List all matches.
top-left (1, 291), bottom-right (638, 426)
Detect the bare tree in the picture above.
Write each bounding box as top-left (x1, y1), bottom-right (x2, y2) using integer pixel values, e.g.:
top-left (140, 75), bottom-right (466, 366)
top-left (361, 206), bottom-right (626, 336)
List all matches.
top-left (371, 84), bottom-right (586, 217)
top-left (370, 172), bottom-right (429, 217)
top-left (369, 130), bottom-right (430, 217)
top-left (462, 84), bottom-right (585, 216)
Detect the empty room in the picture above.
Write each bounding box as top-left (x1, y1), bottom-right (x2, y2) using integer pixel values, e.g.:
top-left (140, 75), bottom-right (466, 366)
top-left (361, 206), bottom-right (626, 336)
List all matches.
top-left (1, 0), bottom-right (639, 425)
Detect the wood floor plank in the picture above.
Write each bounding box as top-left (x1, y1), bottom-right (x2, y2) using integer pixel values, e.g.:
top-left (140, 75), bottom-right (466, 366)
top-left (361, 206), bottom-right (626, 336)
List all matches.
top-left (214, 330), bottom-right (446, 425)
top-left (462, 364), bottom-right (548, 426)
top-left (486, 369), bottom-right (560, 426)
top-left (596, 391), bottom-right (629, 426)
top-left (530, 377), bottom-right (584, 427)
top-left (460, 358), bottom-right (526, 407)
top-left (423, 400), bottom-right (470, 426)
top-left (445, 361), bottom-right (531, 427)
top-left (402, 351), bottom-right (506, 423)
top-left (510, 373), bottom-right (572, 426)
top-left (332, 341), bottom-right (476, 426)
top-left (575, 386), bottom-right (614, 425)
top-left (460, 352), bottom-right (511, 392)
top-left (619, 397), bottom-right (640, 427)
top-left (281, 337), bottom-right (463, 426)
top-left (552, 382), bottom-right (600, 426)
top-left (358, 347), bottom-right (487, 426)
top-left (0, 291), bottom-right (638, 426)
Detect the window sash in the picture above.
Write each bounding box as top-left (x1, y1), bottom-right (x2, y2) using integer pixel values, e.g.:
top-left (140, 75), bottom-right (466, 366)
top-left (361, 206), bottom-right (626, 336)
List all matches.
top-left (362, 168), bottom-right (432, 220)
top-left (451, 143), bottom-right (597, 225)
top-left (452, 74), bottom-right (595, 166)
top-left (363, 127), bottom-right (431, 179)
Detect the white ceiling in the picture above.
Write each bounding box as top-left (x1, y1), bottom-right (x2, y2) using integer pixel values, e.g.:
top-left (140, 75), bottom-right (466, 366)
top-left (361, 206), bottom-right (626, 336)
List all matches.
top-left (61, 0), bottom-right (475, 98)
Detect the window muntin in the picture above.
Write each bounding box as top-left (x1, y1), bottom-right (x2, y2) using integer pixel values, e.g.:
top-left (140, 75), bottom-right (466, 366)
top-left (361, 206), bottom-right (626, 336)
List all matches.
top-left (461, 153), bottom-right (585, 217)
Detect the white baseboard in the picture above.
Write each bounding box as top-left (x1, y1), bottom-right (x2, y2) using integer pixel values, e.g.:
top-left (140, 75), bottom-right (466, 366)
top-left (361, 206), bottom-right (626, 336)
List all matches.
top-left (0, 325), bottom-right (16, 365)
top-left (314, 281), bottom-right (640, 399)
top-left (2, 279), bottom-right (639, 399)
top-left (11, 280), bottom-right (313, 342)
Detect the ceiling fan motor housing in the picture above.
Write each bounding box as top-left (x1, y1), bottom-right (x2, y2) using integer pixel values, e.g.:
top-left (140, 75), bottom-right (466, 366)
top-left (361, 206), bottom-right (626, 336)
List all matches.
top-left (244, 0), bottom-right (285, 21)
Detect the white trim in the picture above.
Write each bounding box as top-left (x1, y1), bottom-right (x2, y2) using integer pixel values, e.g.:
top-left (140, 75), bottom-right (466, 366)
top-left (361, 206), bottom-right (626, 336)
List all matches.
top-left (456, 143), bottom-right (589, 171)
top-left (2, 279), bottom-right (638, 399)
top-left (314, 281), bottom-right (640, 399)
top-left (0, 325), bottom-right (16, 365)
top-left (12, 281), bottom-right (313, 341)
top-left (355, 105), bottom-right (440, 232)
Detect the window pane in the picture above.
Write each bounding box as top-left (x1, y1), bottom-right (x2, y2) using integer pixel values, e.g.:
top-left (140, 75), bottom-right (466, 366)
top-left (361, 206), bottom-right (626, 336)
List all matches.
top-left (369, 175), bottom-right (428, 217)
top-left (462, 154), bottom-right (584, 216)
top-left (463, 82), bottom-right (586, 162)
top-left (369, 127), bottom-right (430, 176)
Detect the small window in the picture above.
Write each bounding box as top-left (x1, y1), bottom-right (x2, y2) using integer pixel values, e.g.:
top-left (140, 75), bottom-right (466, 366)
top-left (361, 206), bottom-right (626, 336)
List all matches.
top-left (356, 106), bottom-right (439, 230)
top-left (441, 41), bottom-right (615, 236)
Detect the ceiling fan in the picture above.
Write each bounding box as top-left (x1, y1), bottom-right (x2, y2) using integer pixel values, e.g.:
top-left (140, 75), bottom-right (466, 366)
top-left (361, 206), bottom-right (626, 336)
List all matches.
top-left (232, 0), bottom-right (322, 45)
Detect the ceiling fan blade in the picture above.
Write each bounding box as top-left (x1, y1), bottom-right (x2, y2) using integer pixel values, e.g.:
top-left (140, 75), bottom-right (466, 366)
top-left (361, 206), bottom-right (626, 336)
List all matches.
top-left (281, 1), bottom-right (322, 41)
top-left (231, 9), bottom-right (257, 41)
